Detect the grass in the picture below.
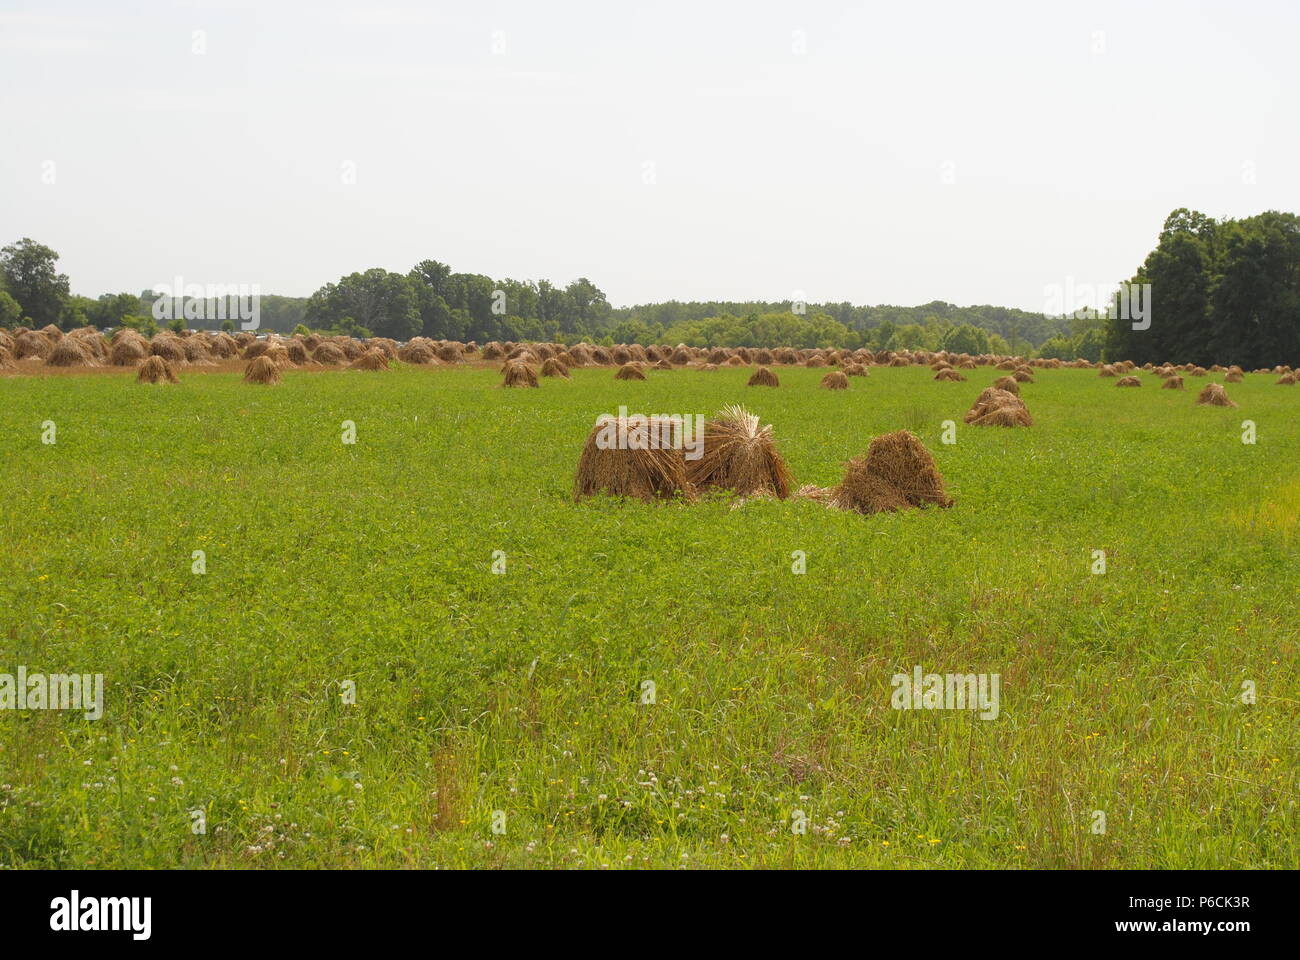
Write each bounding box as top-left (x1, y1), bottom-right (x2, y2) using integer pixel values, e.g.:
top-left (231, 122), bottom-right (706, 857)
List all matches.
top-left (0, 362), bottom-right (1295, 869)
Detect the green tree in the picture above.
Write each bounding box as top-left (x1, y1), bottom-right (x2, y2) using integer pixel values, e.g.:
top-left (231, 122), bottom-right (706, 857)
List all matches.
top-left (0, 289), bottom-right (20, 326)
top-left (942, 323), bottom-right (990, 355)
top-left (89, 292), bottom-right (144, 328)
top-left (305, 269), bottom-right (421, 340)
top-left (0, 238), bottom-right (70, 327)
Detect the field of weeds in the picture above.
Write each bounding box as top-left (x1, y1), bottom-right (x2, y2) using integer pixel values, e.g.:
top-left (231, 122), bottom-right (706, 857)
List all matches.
top-left (0, 363), bottom-right (1295, 868)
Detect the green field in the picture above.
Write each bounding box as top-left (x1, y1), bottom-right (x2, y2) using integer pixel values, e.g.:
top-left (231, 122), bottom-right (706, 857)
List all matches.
top-left (0, 364), bottom-right (1295, 869)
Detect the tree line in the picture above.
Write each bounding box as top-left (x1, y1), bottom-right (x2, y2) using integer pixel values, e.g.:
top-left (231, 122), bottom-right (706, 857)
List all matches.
top-left (5, 208), bottom-right (1295, 364)
top-left (1104, 208), bottom-right (1300, 368)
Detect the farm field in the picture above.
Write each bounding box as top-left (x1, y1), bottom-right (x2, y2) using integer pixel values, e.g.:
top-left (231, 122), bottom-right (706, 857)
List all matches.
top-left (0, 362), bottom-right (1296, 869)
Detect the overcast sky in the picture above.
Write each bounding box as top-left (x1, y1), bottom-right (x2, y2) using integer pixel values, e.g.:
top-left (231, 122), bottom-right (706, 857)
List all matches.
top-left (2, 0), bottom-right (1296, 312)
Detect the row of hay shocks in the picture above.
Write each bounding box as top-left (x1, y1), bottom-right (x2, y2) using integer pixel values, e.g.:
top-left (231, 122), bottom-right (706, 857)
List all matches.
top-left (1097, 359), bottom-right (1262, 406)
top-left (2, 324), bottom-right (1294, 400)
top-left (573, 403), bottom-right (953, 515)
top-left (501, 350), bottom-right (1255, 412)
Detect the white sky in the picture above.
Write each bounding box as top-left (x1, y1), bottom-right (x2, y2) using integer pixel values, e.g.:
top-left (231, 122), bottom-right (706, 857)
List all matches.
top-left (2, 0), bottom-right (1296, 313)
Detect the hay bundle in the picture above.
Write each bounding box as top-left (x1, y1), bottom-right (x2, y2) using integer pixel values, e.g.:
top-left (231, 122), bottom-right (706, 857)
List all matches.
top-left (614, 363), bottom-right (646, 380)
top-left (0, 346), bottom-right (15, 371)
top-left (501, 360), bottom-right (539, 387)
top-left (46, 337), bottom-right (95, 367)
top-left (612, 345), bottom-right (633, 365)
top-left (14, 330), bottom-right (52, 360)
top-left (1012, 369), bottom-right (1034, 383)
top-left (136, 356), bottom-right (179, 383)
top-left (147, 337), bottom-right (184, 363)
top-left (965, 387), bottom-right (1033, 427)
top-left (202, 332), bottom-right (233, 358)
top-left (243, 339), bottom-right (271, 360)
top-left (698, 362), bottom-right (719, 372)
top-left (1224, 370), bottom-right (1243, 382)
top-left (652, 359), bottom-right (673, 371)
top-left (1195, 383), bottom-right (1236, 406)
top-left (724, 355), bottom-right (746, 367)
top-left (573, 416), bottom-right (692, 503)
top-left (747, 366), bottom-right (780, 387)
top-left (349, 348), bottom-right (390, 371)
top-left (110, 337), bottom-right (149, 366)
top-left (686, 405), bottom-right (792, 499)
top-left (540, 357), bottom-right (570, 378)
top-left (336, 338), bottom-right (365, 360)
top-left (827, 431), bottom-right (952, 515)
top-left (1098, 364), bottom-right (1117, 377)
top-left (804, 356), bottom-right (827, 368)
top-left (992, 375), bottom-right (1020, 394)
top-left (706, 348), bottom-right (729, 365)
top-left (589, 346), bottom-right (612, 365)
top-left (1278, 372), bottom-right (1297, 386)
top-left (481, 341), bottom-right (505, 361)
top-left (1161, 376), bottom-right (1184, 390)
top-left (243, 356), bottom-right (281, 385)
top-left (1189, 366), bottom-right (1207, 376)
top-left (283, 339), bottom-right (315, 365)
top-left (182, 336), bottom-right (215, 364)
top-left (754, 348), bottom-right (774, 365)
top-left (398, 341), bottom-right (439, 364)
top-left (435, 342), bottom-right (464, 364)
top-left (1115, 376), bottom-right (1141, 387)
top-left (313, 342), bottom-right (346, 364)
top-left (669, 347), bottom-right (693, 365)
top-left (70, 330), bottom-right (108, 361)
top-left (933, 368), bottom-right (965, 382)
top-left (773, 347), bottom-right (798, 364)
top-left (38, 323), bottom-right (63, 343)
top-left (843, 363), bottom-right (869, 377)
top-left (820, 370), bottom-right (849, 390)
top-left (262, 344), bottom-right (292, 368)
